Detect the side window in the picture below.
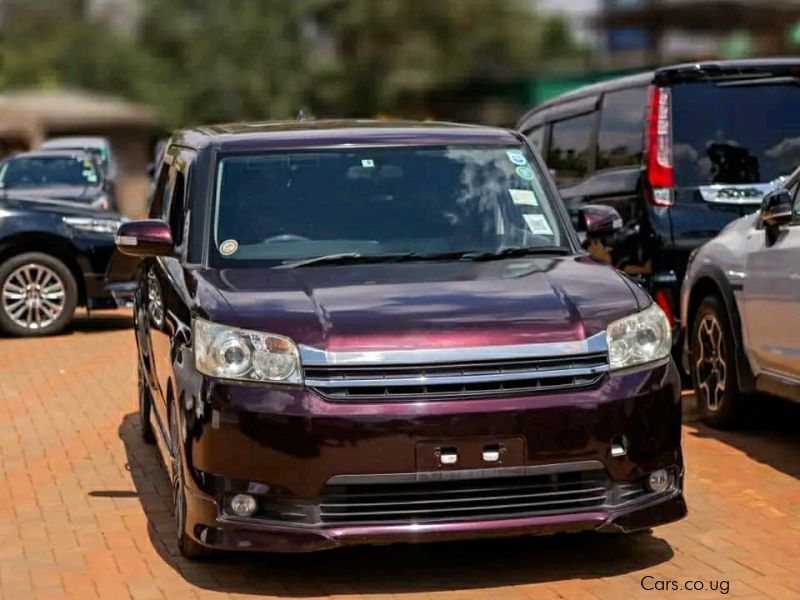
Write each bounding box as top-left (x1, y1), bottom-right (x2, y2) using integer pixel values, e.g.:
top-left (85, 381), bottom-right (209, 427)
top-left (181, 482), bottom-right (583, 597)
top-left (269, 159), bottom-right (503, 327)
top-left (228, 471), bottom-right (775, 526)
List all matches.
top-left (169, 171), bottom-right (186, 246)
top-left (597, 87), bottom-right (647, 170)
top-left (547, 113), bottom-right (595, 187)
top-left (148, 164), bottom-right (171, 219)
top-left (597, 87), bottom-right (647, 169)
top-left (526, 126), bottom-right (546, 156)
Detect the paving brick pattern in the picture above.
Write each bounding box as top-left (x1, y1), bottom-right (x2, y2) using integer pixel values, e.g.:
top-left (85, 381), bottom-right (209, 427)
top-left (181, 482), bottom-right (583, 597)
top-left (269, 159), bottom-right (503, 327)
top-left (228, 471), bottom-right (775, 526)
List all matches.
top-left (2, 310), bottom-right (800, 599)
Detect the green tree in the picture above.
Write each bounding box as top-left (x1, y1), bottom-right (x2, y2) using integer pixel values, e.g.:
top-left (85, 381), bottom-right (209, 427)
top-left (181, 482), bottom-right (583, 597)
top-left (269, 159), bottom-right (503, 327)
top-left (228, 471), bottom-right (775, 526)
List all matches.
top-left (1, 0), bottom-right (582, 127)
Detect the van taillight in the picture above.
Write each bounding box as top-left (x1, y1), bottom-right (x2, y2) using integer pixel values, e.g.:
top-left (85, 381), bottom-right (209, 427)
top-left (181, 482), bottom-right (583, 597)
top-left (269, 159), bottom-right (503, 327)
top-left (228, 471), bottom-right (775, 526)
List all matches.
top-left (645, 85), bottom-right (674, 206)
top-left (654, 289), bottom-right (675, 327)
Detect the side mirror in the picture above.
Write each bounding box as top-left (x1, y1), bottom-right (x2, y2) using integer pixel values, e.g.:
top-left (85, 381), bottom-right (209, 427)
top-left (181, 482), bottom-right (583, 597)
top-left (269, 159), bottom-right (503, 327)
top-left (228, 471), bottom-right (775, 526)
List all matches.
top-left (578, 205), bottom-right (623, 237)
top-left (760, 189), bottom-right (793, 227)
top-left (115, 220), bottom-right (174, 257)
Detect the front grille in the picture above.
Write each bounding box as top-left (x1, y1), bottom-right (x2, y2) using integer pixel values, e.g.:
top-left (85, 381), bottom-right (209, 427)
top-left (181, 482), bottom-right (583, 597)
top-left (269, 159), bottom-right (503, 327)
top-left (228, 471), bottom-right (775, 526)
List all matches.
top-left (319, 469), bottom-right (647, 524)
top-left (304, 352), bottom-right (608, 401)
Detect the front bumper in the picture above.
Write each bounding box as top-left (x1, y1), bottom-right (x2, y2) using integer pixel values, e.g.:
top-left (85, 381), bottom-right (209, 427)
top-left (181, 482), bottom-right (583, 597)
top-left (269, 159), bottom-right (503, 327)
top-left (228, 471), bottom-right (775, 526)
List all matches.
top-left (177, 360), bottom-right (685, 552)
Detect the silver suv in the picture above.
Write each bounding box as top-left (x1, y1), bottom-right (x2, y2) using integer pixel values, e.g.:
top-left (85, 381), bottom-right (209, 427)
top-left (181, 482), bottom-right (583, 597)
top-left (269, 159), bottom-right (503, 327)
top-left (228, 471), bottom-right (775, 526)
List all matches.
top-left (681, 166), bottom-right (800, 427)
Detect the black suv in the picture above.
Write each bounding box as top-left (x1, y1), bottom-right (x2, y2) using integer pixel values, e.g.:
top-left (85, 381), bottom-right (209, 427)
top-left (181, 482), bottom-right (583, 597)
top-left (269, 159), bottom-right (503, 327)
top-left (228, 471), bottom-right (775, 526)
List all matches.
top-left (0, 195), bottom-right (136, 336)
top-left (517, 58), bottom-right (800, 337)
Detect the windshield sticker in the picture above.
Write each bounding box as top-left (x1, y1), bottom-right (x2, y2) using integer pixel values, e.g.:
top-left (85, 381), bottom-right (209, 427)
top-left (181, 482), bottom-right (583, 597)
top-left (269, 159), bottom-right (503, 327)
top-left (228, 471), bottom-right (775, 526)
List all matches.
top-left (524, 214), bottom-right (553, 235)
top-left (509, 189), bottom-right (538, 207)
top-left (506, 150), bottom-right (528, 166)
top-left (515, 165), bottom-right (534, 181)
top-left (83, 170), bottom-right (98, 183)
top-left (219, 239), bottom-right (239, 256)
top-left (361, 159), bottom-right (375, 168)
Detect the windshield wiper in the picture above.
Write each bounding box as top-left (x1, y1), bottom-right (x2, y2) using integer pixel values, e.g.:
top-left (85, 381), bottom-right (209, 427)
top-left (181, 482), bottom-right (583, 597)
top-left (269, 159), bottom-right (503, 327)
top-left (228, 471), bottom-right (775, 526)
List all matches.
top-left (276, 252), bottom-right (365, 269)
top-left (459, 246), bottom-right (572, 261)
top-left (278, 247), bottom-right (569, 269)
top-left (277, 251), bottom-right (446, 269)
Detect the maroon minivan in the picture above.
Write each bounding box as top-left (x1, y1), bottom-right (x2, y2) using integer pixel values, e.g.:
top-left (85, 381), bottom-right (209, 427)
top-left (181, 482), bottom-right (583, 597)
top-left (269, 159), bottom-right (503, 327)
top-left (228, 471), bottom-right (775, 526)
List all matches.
top-left (117, 121), bottom-right (686, 558)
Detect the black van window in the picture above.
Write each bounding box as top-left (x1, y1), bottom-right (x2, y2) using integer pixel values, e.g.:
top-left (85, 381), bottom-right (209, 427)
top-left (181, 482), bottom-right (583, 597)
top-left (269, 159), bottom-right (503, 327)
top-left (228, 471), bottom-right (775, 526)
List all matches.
top-left (169, 171), bottom-right (186, 246)
top-left (547, 113), bottom-right (595, 186)
top-left (672, 82), bottom-right (800, 186)
top-left (597, 87), bottom-right (646, 170)
top-left (149, 164), bottom-right (172, 219)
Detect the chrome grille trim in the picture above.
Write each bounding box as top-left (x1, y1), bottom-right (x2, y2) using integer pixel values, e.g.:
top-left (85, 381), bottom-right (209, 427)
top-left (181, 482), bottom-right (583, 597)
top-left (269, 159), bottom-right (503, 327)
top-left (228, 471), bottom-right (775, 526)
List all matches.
top-left (304, 351), bottom-right (609, 401)
top-left (306, 363), bottom-right (608, 389)
top-left (299, 331), bottom-right (607, 366)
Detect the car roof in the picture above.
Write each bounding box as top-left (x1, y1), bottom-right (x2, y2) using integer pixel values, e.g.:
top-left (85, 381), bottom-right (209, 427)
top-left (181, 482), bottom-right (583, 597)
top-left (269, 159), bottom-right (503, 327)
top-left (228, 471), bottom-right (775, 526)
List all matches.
top-left (518, 57), bottom-right (800, 127)
top-left (40, 136), bottom-right (111, 149)
top-left (168, 119), bottom-right (522, 152)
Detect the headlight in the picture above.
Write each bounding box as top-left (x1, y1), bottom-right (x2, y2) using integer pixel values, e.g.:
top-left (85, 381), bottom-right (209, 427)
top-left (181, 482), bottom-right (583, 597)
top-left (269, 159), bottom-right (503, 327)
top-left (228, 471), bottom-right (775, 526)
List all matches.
top-left (193, 318), bottom-right (302, 384)
top-left (606, 303), bottom-right (671, 371)
top-left (62, 216), bottom-right (122, 234)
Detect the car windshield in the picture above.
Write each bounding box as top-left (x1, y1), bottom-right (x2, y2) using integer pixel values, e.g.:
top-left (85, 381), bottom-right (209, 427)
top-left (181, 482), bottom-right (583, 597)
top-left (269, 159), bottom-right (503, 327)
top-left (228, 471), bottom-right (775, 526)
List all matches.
top-left (672, 81), bottom-right (800, 186)
top-left (213, 145), bottom-right (568, 263)
top-left (0, 156), bottom-right (100, 189)
top-left (61, 148), bottom-right (108, 172)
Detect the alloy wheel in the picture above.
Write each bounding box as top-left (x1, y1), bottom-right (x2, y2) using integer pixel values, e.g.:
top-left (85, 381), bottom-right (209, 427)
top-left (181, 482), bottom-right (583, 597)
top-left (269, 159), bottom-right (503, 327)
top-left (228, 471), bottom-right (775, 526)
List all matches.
top-left (1, 263), bottom-right (66, 331)
top-left (695, 315), bottom-right (727, 412)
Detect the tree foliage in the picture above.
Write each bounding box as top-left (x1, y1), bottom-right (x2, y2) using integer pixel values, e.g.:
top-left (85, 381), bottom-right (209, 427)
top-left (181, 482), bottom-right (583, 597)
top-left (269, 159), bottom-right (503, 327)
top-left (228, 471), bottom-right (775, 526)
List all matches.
top-left (0, 0), bottom-right (582, 127)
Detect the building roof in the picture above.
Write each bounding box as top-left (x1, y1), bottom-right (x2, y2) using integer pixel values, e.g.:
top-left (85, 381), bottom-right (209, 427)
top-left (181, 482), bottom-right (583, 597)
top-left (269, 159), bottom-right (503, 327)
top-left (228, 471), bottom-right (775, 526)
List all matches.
top-left (0, 89), bottom-right (157, 129)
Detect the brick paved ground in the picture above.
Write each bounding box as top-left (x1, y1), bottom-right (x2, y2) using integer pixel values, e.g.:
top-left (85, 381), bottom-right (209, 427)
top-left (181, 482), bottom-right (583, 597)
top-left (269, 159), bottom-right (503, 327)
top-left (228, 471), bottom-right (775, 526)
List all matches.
top-left (2, 309), bottom-right (800, 599)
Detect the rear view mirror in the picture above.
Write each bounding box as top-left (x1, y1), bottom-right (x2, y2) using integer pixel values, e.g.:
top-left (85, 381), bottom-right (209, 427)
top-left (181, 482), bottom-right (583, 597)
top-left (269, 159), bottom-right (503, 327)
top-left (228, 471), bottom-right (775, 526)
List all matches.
top-left (578, 205), bottom-right (623, 238)
top-left (760, 189), bottom-right (793, 227)
top-left (115, 220), bottom-right (174, 257)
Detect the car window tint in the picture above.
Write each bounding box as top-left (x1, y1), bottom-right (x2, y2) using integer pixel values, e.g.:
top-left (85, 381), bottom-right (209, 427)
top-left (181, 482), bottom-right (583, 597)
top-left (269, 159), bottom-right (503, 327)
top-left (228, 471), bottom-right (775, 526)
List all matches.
top-left (597, 87), bottom-right (646, 170)
top-left (526, 126), bottom-right (546, 156)
top-left (169, 171), bottom-right (186, 245)
top-left (0, 156), bottom-right (99, 188)
top-left (547, 113), bottom-right (595, 186)
top-left (672, 82), bottom-right (800, 186)
top-left (213, 145), bottom-right (568, 263)
top-left (148, 164), bottom-right (171, 219)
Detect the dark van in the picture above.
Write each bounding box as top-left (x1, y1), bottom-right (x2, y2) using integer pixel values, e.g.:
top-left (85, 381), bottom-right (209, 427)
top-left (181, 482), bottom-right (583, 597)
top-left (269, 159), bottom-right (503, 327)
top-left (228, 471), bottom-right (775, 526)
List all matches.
top-left (516, 58), bottom-right (800, 336)
top-left (116, 120), bottom-right (685, 557)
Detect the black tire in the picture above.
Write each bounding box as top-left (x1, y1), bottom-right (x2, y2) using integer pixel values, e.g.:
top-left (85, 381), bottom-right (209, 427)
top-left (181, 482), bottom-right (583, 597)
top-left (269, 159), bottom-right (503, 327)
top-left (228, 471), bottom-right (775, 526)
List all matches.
top-left (171, 408), bottom-right (213, 560)
top-left (690, 295), bottom-right (745, 428)
top-left (0, 252), bottom-right (78, 337)
top-left (137, 362), bottom-right (156, 445)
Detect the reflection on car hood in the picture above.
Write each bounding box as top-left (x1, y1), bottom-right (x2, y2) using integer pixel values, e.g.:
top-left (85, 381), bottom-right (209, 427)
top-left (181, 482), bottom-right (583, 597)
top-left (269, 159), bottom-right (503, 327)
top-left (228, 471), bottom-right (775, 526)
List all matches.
top-left (0, 194), bottom-right (116, 218)
top-left (195, 256), bottom-right (642, 352)
top-left (2, 185), bottom-right (100, 203)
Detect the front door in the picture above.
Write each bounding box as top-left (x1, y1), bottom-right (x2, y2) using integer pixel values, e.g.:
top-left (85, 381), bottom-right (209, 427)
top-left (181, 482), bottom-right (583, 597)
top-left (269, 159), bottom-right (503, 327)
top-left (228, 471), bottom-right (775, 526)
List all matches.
top-left (742, 188), bottom-right (800, 378)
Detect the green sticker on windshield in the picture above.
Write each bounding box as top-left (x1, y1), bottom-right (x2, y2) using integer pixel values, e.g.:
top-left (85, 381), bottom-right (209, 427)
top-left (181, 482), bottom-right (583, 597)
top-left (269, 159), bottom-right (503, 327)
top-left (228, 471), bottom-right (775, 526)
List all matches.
top-left (506, 150), bottom-right (528, 166)
top-left (515, 165), bottom-right (534, 181)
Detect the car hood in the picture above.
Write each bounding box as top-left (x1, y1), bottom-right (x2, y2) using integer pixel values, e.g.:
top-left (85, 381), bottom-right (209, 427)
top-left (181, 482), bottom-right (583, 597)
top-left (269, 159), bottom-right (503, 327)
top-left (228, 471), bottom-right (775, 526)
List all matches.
top-left (195, 256), bottom-right (643, 352)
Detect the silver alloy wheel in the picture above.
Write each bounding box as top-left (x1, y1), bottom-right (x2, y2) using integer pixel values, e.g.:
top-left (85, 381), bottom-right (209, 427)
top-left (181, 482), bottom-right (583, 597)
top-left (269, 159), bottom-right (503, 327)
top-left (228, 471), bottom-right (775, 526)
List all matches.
top-left (1, 263), bottom-right (66, 330)
top-left (696, 315), bottom-right (727, 412)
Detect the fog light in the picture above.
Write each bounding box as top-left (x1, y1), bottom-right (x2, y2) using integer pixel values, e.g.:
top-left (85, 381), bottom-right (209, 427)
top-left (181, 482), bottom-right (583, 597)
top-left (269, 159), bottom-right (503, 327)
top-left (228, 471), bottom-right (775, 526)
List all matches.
top-left (647, 469), bottom-right (671, 493)
top-left (229, 494), bottom-right (258, 517)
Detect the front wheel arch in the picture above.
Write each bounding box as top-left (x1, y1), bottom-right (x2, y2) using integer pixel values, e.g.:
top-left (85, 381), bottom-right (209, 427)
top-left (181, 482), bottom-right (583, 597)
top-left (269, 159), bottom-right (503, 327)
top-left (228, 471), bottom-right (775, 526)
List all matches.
top-left (686, 273), bottom-right (754, 394)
